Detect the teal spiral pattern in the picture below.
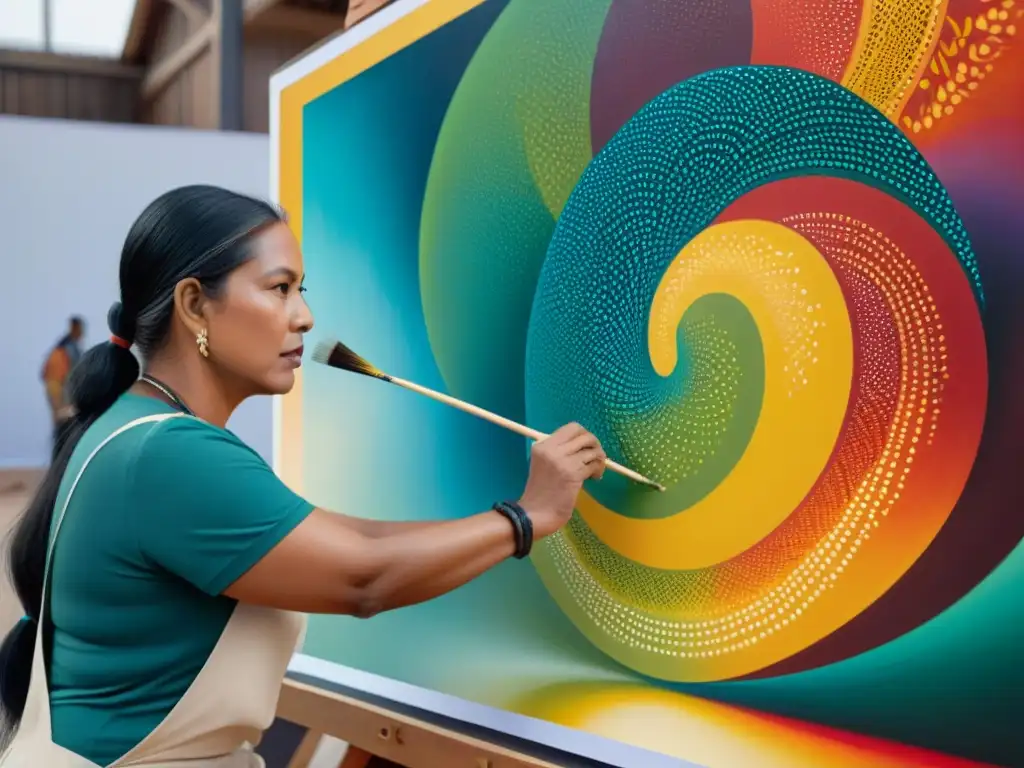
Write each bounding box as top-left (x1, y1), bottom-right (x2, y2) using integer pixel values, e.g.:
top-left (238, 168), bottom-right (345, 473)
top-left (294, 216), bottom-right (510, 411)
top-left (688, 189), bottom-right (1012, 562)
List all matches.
top-left (524, 66), bottom-right (980, 516)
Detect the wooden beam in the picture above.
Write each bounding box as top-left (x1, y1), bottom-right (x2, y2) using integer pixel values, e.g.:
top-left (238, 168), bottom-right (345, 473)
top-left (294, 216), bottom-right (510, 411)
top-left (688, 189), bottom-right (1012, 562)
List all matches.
top-left (140, 20), bottom-right (215, 101)
top-left (285, 729), bottom-right (324, 768)
top-left (0, 49), bottom-right (143, 79)
top-left (247, 5), bottom-right (348, 37)
top-left (165, 0), bottom-right (209, 27)
top-left (123, 0), bottom-right (210, 63)
top-left (243, 0), bottom-right (285, 22)
top-left (122, 0), bottom-right (156, 62)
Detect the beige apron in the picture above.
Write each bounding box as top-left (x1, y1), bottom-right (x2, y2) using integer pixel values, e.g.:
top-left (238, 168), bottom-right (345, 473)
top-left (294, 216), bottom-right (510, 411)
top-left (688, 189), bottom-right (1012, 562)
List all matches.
top-left (1, 414), bottom-right (307, 768)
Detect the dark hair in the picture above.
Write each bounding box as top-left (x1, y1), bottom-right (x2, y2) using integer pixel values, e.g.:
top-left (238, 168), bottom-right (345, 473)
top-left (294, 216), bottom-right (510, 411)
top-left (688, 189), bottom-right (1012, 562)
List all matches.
top-left (0, 185), bottom-right (283, 733)
top-left (69, 316), bottom-right (84, 328)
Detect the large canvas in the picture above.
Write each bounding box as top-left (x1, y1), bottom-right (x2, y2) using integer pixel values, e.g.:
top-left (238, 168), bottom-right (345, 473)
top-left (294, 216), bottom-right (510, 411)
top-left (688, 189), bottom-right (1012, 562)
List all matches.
top-left (271, 1), bottom-right (1024, 765)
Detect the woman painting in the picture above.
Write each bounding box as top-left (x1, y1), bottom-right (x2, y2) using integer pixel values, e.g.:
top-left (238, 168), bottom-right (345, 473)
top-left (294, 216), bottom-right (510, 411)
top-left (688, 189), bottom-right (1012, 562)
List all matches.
top-left (0, 185), bottom-right (606, 767)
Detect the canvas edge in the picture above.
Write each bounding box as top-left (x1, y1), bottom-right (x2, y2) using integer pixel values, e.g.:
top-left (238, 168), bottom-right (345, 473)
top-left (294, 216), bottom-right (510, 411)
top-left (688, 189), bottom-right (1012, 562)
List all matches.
top-left (287, 654), bottom-right (702, 768)
top-left (269, 71), bottom-right (282, 475)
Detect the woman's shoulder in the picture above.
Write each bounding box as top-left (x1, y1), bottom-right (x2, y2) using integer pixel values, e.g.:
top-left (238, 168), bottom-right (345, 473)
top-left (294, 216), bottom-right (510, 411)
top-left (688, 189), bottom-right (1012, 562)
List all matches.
top-left (67, 395), bottom-right (265, 492)
top-left (131, 409), bottom-right (261, 465)
top-left (98, 394), bottom-right (255, 453)
top-left (105, 399), bottom-right (274, 498)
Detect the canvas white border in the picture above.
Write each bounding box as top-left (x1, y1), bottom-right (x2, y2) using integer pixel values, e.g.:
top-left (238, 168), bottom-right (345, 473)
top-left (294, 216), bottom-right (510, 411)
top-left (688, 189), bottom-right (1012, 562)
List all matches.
top-left (268, 5), bottom-right (706, 766)
top-left (269, 0), bottom-right (433, 475)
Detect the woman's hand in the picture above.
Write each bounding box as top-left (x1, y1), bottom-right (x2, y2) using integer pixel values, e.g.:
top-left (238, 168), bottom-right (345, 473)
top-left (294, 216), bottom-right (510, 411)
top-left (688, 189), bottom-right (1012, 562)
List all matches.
top-left (518, 423), bottom-right (606, 538)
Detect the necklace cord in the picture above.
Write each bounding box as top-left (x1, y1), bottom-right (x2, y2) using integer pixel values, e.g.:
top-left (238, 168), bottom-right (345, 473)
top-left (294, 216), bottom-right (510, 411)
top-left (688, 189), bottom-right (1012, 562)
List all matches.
top-left (138, 375), bottom-right (195, 417)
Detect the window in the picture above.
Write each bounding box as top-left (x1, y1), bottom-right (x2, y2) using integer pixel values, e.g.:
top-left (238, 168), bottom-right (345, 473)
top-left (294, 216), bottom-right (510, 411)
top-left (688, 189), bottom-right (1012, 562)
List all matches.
top-left (0, 0), bottom-right (45, 51)
top-left (51, 0), bottom-right (135, 57)
top-left (0, 0), bottom-right (135, 58)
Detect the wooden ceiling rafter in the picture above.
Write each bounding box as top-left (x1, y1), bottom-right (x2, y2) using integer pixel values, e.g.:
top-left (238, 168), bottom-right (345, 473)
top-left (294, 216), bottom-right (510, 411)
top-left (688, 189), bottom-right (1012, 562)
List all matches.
top-left (139, 19), bottom-right (216, 100)
top-left (164, 0), bottom-right (209, 26)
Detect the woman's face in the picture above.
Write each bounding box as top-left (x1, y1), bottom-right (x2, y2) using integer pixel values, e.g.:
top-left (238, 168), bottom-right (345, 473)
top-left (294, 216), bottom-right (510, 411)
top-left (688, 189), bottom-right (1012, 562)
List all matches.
top-left (204, 222), bottom-right (314, 396)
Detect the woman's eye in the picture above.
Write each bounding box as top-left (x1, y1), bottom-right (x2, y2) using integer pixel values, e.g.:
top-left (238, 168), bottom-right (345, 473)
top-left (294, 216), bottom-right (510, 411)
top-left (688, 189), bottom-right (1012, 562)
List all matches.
top-left (274, 283), bottom-right (290, 295)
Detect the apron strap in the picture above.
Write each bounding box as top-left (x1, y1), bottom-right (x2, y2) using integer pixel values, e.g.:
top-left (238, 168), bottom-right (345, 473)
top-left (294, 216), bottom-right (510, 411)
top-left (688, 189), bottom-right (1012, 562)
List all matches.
top-left (2, 412), bottom-right (189, 765)
top-left (39, 413), bottom-right (188, 628)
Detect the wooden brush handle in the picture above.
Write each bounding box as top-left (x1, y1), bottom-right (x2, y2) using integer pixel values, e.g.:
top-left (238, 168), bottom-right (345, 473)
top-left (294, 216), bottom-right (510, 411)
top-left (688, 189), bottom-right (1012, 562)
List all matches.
top-left (388, 376), bottom-right (665, 491)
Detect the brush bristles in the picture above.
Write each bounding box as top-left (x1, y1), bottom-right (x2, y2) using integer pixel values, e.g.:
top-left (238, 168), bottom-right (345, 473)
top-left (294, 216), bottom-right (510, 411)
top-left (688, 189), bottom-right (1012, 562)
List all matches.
top-left (311, 339), bottom-right (389, 380)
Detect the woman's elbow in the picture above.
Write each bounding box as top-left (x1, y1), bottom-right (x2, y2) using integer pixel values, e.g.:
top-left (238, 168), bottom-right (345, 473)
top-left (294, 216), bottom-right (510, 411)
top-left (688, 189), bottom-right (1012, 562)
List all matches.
top-left (336, 555), bottom-right (390, 619)
top-left (349, 587), bottom-right (385, 619)
top-left (326, 531), bottom-right (400, 619)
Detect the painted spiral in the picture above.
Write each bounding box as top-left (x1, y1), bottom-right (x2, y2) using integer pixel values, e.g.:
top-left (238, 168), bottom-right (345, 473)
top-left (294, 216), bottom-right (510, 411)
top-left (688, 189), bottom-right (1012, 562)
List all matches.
top-left (419, 0), bottom-right (999, 682)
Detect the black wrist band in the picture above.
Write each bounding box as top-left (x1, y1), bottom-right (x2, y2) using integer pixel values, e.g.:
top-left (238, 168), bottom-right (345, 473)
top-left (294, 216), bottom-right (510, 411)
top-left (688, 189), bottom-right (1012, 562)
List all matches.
top-left (493, 501), bottom-right (532, 559)
top-left (507, 500), bottom-right (533, 556)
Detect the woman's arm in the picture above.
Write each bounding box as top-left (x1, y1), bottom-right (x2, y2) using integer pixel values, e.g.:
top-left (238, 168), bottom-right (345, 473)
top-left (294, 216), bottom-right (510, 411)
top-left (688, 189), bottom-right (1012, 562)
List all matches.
top-left (223, 506), bottom-right (517, 616)
top-left (224, 423), bottom-right (607, 617)
top-left (334, 513), bottom-right (438, 539)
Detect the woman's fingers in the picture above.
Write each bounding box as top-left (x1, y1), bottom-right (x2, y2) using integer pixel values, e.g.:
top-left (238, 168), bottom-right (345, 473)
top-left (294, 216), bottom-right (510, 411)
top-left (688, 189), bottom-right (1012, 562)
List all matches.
top-left (574, 447), bottom-right (607, 480)
top-left (544, 424), bottom-right (606, 481)
top-left (547, 422), bottom-right (587, 446)
top-left (562, 430), bottom-right (602, 456)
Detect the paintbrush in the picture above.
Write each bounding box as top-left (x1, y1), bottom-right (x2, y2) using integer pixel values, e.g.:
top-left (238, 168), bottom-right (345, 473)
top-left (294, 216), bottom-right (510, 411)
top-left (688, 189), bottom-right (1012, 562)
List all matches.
top-left (311, 339), bottom-right (666, 492)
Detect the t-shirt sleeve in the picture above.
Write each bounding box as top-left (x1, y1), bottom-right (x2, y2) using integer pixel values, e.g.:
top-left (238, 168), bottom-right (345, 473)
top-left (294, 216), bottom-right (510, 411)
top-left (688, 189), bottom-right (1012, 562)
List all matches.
top-left (129, 417), bottom-right (315, 596)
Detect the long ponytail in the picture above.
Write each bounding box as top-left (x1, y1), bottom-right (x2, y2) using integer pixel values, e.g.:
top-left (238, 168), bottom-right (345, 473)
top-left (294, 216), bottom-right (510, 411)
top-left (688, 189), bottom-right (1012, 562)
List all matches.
top-left (0, 303), bottom-right (139, 733)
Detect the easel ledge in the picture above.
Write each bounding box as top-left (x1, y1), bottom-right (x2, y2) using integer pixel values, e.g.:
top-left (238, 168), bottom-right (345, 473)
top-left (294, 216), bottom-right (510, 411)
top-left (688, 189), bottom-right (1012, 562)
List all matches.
top-left (278, 678), bottom-right (565, 768)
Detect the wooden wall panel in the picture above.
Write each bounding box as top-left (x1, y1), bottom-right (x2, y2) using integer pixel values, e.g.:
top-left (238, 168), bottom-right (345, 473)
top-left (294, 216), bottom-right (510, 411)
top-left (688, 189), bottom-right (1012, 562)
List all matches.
top-left (242, 29), bottom-right (321, 133)
top-left (189, 50), bottom-right (217, 130)
top-left (40, 73), bottom-right (69, 118)
top-left (0, 64), bottom-right (139, 124)
top-left (136, 2), bottom-right (225, 131)
top-left (144, 3), bottom-right (192, 126)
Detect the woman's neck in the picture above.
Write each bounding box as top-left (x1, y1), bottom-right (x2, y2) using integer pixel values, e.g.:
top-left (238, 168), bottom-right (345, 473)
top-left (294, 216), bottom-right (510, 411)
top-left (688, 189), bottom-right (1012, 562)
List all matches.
top-left (137, 358), bottom-right (246, 427)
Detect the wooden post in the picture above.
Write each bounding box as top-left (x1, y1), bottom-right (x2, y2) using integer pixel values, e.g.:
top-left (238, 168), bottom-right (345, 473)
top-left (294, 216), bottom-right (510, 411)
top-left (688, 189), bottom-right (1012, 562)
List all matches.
top-left (213, 0), bottom-right (244, 130)
top-left (42, 0), bottom-right (53, 51)
top-left (285, 729), bottom-right (323, 768)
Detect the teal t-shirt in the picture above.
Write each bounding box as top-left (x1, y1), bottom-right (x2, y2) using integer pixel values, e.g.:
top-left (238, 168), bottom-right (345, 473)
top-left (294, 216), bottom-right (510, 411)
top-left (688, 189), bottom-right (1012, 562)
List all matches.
top-left (46, 393), bottom-right (314, 765)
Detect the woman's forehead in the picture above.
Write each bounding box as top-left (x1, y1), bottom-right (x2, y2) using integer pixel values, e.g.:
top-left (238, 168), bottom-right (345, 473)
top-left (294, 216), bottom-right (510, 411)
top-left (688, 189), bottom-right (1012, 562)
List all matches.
top-left (247, 223), bottom-right (303, 272)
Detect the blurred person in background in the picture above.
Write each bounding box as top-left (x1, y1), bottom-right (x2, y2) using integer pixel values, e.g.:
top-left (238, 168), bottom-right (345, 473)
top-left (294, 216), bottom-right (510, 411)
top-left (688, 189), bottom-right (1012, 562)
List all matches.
top-left (41, 316), bottom-right (85, 452)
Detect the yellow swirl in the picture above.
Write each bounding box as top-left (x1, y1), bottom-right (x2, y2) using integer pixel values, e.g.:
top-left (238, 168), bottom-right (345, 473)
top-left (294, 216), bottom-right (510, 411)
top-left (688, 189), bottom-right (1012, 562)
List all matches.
top-left (575, 220), bottom-right (853, 570)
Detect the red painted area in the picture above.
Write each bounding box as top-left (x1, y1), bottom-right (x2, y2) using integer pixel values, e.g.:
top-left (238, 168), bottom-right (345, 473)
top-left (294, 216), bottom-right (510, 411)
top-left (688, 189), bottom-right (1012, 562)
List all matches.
top-left (750, 0), bottom-right (864, 82)
top-left (708, 176), bottom-right (988, 675)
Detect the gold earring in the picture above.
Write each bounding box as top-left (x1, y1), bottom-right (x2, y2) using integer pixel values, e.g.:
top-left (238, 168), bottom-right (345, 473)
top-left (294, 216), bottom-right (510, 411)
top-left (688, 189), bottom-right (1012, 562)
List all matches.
top-left (196, 328), bottom-right (209, 358)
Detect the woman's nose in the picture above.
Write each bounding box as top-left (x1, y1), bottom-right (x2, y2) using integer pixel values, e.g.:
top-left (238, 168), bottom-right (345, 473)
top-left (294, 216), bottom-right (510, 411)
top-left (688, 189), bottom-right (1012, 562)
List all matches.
top-left (292, 296), bottom-right (314, 333)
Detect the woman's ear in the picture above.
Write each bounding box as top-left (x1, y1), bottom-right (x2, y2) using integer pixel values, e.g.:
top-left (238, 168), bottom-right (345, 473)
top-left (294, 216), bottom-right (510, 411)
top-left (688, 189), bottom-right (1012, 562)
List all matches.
top-left (173, 277), bottom-right (207, 334)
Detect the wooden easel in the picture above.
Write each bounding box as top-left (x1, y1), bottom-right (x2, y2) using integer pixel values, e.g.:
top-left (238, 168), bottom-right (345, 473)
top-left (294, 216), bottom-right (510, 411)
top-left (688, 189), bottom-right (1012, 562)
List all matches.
top-left (278, 678), bottom-right (566, 768)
